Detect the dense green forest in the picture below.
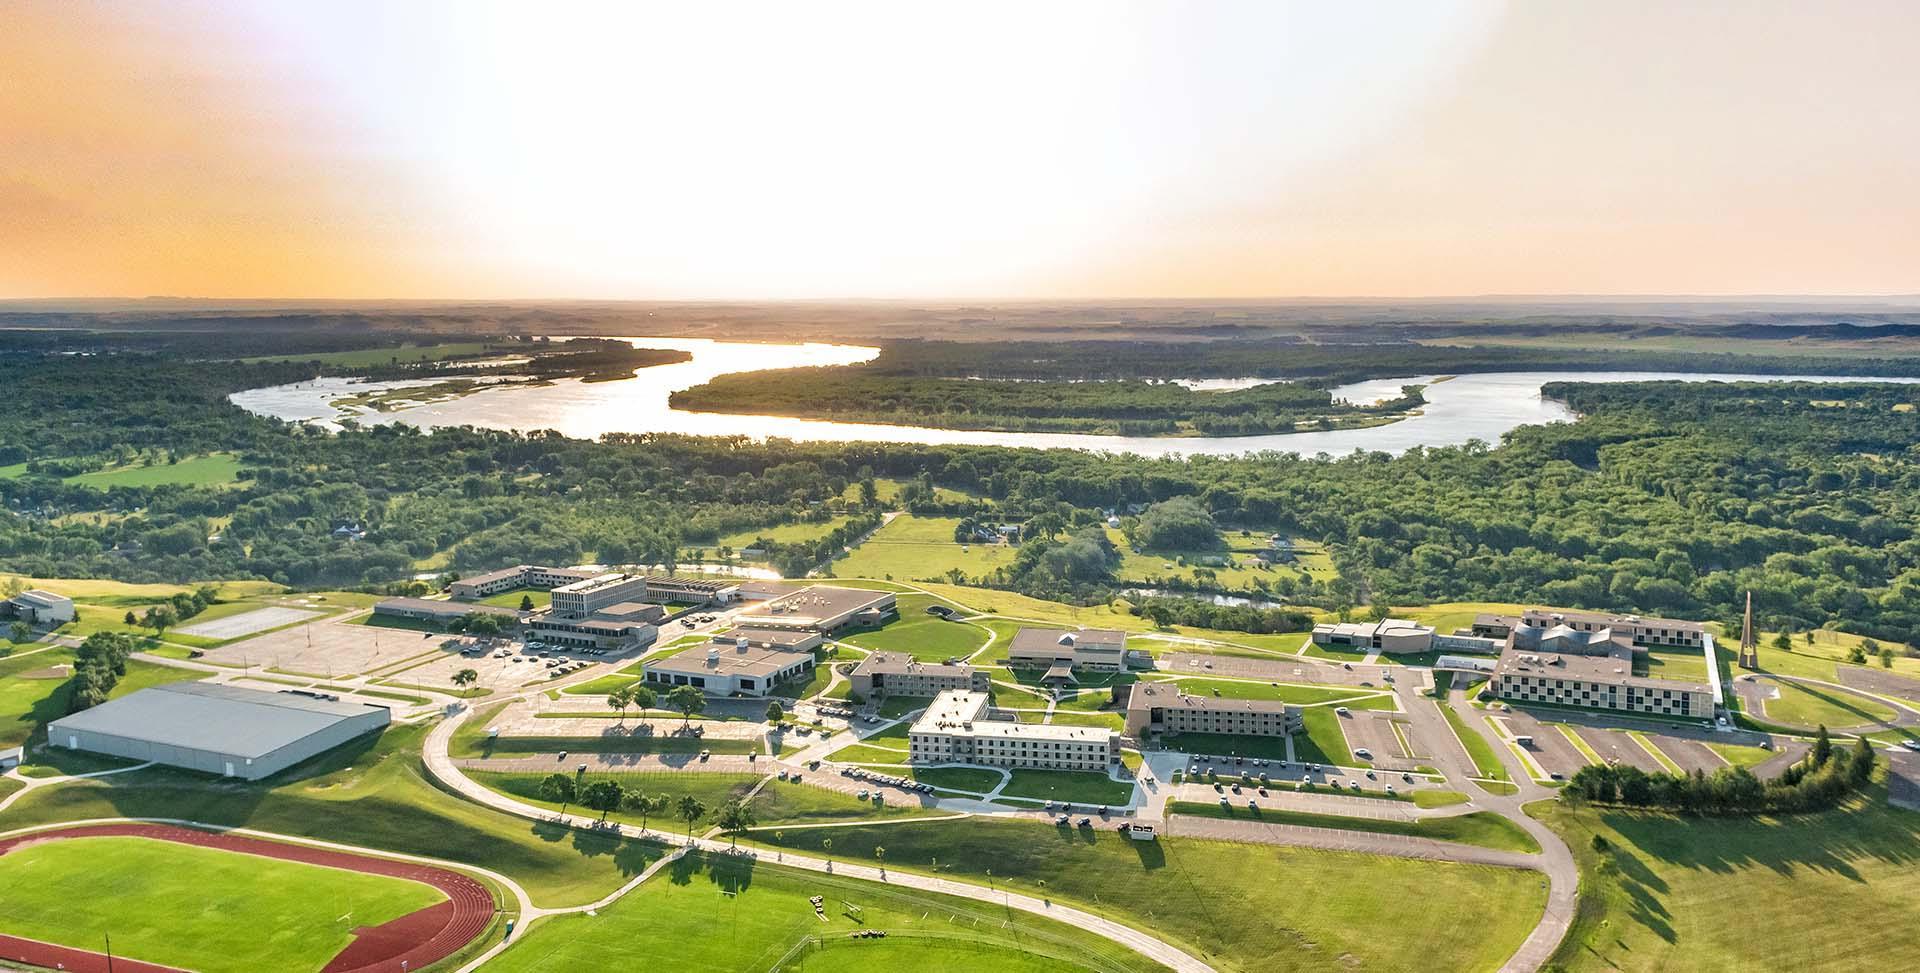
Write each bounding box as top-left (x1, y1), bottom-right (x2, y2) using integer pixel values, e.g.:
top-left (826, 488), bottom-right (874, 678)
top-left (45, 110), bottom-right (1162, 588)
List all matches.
top-left (6, 339), bottom-right (1920, 647)
top-left (670, 369), bottom-right (1424, 436)
top-left (816, 339), bottom-right (1920, 384)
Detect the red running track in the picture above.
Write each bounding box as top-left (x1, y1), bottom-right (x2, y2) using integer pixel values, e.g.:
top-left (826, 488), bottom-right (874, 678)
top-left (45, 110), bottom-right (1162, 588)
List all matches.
top-left (0, 824), bottom-right (494, 973)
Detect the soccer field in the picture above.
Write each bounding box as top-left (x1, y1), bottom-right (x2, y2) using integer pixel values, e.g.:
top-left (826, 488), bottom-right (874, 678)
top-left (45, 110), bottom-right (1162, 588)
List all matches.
top-left (0, 835), bottom-right (445, 973)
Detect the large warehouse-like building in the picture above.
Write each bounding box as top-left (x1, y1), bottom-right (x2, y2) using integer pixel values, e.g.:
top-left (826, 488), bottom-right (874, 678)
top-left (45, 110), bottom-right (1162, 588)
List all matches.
top-left (45, 683), bottom-right (391, 780)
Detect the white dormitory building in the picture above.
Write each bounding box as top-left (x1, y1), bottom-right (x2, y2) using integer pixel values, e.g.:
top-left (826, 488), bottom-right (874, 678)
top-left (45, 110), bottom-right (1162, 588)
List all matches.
top-left (1122, 681), bottom-right (1302, 740)
top-left (908, 690), bottom-right (1120, 772)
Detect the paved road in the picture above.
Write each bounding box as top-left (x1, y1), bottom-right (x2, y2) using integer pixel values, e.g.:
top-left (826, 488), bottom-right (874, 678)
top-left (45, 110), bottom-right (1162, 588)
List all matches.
top-left (423, 707), bottom-right (1219, 973)
top-left (1734, 672), bottom-right (1920, 732)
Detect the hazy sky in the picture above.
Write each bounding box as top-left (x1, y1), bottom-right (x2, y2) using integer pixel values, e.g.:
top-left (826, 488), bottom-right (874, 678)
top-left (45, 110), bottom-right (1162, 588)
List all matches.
top-left (4, 1), bottom-right (1918, 300)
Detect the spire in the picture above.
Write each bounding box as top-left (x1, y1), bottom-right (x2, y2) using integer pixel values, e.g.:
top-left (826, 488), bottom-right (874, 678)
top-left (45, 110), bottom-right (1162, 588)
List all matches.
top-left (1737, 590), bottom-right (1759, 669)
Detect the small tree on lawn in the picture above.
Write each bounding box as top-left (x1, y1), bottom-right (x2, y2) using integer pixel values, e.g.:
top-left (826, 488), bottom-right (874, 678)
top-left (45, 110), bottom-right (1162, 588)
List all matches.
top-left (143, 604), bottom-right (177, 638)
top-left (678, 796), bottom-right (706, 838)
top-left (715, 798), bottom-right (757, 848)
top-left (1772, 631), bottom-right (1792, 651)
top-left (631, 685), bottom-right (657, 713)
top-left (765, 700), bottom-right (784, 724)
top-left (609, 686), bottom-right (635, 724)
top-left (1812, 725), bottom-right (1833, 767)
top-left (582, 779), bottom-right (625, 821)
top-left (124, 610), bottom-right (138, 626)
top-left (667, 685), bottom-right (706, 727)
top-left (452, 668), bottom-right (479, 693)
top-left (519, 594), bottom-right (535, 611)
top-left (619, 788), bottom-right (651, 828)
top-left (539, 773), bottom-right (577, 816)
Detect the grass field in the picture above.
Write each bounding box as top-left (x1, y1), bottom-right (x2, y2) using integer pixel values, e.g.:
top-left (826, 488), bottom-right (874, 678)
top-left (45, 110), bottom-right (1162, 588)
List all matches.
top-left (1438, 701), bottom-right (1510, 781)
top-left (1163, 730), bottom-right (1291, 762)
top-left (1149, 677), bottom-right (1383, 707)
top-left (717, 515), bottom-right (857, 552)
top-left (1296, 707), bottom-right (1356, 766)
top-left (484, 850), bottom-right (1153, 973)
top-left (1759, 678), bottom-right (1897, 728)
top-left (1168, 802), bottom-right (1540, 853)
top-left (832, 516), bottom-right (1017, 581)
top-left (838, 602), bottom-right (989, 662)
top-left (0, 835), bottom-right (442, 973)
top-left (752, 817), bottom-right (1545, 973)
top-left (1640, 647), bottom-right (1711, 683)
top-left (478, 588), bottom-right (549, 610)
top-left (1108, 529), bottom-right (1333, 593)
top-left (998, 769), bottom-right (1135, 805)
top-left (1537, 788), bottom-right (1920, 971)
top-left (0, 453), bottom-right (246, 488)
top-left (0, 723), bottom-right (668, 908)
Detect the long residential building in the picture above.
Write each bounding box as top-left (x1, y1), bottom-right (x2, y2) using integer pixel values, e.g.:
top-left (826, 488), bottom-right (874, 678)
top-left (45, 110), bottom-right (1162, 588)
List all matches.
top-left (1492, 641), bottom-right (1714, 719)
top-left (448, 564), bottom-right (599, 600)
top-left (1123, 681), bottom-right (1303, 739)
top-left (907, 690), bottom-right (1119, 772)
top-left (1488, 609), bottom-right (1707, 650)
top-left (848, 652), bottom-right (990, 699)
top-left (373, 597), bottom-right (519, 626)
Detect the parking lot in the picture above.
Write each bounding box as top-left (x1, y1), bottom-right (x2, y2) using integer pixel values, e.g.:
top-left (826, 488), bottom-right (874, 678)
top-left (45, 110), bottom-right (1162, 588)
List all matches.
top-left (1344, 712), bottom-right (1426, 772)
top-left (200, 614), bottom-right (425, 678)
top-left (174, 606), bottom-right (322, 640)
top-left (1498, 709), bottom-right (1590, 780)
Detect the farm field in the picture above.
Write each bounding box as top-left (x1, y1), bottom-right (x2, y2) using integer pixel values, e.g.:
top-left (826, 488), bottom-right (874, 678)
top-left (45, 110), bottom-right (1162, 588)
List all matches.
top-left (1537, 789), bottom-right (1920, 971)
top-left (0, 834), bottom-right (444, 973)
top-left (751, 817), bottom-right (1545, 973)
top-left (483, 850), bottom-right (1150, 973)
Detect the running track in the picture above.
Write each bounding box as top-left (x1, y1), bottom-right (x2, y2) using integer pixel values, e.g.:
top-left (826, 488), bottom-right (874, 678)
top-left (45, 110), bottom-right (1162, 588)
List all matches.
top-left (0, 824), bottom-right (493, 973)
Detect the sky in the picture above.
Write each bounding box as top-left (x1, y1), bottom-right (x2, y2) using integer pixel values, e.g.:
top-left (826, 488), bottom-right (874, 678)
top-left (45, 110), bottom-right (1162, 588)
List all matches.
top-left (4, 0), bottom-right (1918, 300)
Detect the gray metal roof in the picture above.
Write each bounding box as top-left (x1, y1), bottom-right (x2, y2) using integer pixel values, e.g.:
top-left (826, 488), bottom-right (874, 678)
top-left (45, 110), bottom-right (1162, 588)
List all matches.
top-left (46, 683), bottom-right (387, 759)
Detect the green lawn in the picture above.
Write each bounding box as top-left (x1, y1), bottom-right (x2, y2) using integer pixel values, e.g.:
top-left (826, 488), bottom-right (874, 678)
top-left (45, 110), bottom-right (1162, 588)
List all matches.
top-left (11, 452), bottom-right (248, 488)
top-left (454, 733), bottom-right (765, 758)
top-left (483, 850), bottom-right (1151, 973)
top-left (833, 517), bottom-right (1017, 581)
top-left (839, 612), bottom-right (989, 663)
top-left (0, 723), bottom-right (669, 908)
top-left (558, 668), bottom-right (646, 696)
top-left (1168, 802), bottom-right (1540, 854)
top-left (1537, 788), bottom-right (1920, 971)
top-left (1641, 647), bottom-right (1710, 683)
top-left (752, 817), bottom-right (1545, 973)
top-left (899, 766), bottom-right (1004, 793)
top-left (717, 515), bottom-right (857, 551)
top-left (830, 743), bottom-right (912, 765)
top-left (1759, 678), bottom-right (1897, 728)
top-left (998, 769), bottom-right (1134, 805)
top-left (475, 770), bottom-right (936, 828)
top-left (1438, 701), bottom-right (1509, 781)
top-left (0, 835), bottom-right (442, 973)
top-left (2, 650), bottom-right (205, 748)
top-left (1162, 731), bottom-right (1292, 762)
top-left (1296, 708), bottom-right (1356, 766)
top-left (478, 587), bottom-right (549, 610)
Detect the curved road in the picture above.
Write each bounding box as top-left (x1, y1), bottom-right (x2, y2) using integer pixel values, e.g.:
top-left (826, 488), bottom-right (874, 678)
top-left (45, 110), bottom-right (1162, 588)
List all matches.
top-left (422, 704), bottom-right (1219, 973)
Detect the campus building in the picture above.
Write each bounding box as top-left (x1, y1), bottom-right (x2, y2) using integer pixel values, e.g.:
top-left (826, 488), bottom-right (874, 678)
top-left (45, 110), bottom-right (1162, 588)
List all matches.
top-left (1310, 618), bottom-right (1436, 653)
top-left (550, 573), bottom-right (652, 617)
top-left (1491, 641), bottom-right (1714, 719)
top-left (732, 585), bottom-right (896, 633)
top-left (1474, 610), bottom-right (1706, 650)
top-left (642, 637), bottom-right (814, 696)
top-left (448, 564), bottom-right (599, 600)
top-left (3, 589), bottom-right (75, 626)
top-left (848, 652), bottom-right (990, 699)
top-left (907, 690), bottom-right (1120, 772)
top-left (1005, 628), bottom-right (1129, 675)
top-left (46, 683), bottom-right (390, 780)
top-left (1122, 681), bottom-right (1303, 739)
top-left (638, 576), bottom-right (741, 605)
top-left (373, 597), bottom-right (519, 626)
top-left (711, 627), bottom-right (824, 654)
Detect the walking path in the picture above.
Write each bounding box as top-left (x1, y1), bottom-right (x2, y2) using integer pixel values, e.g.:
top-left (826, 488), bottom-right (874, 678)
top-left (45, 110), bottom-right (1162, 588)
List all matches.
top-left (421, 706), bottom-right (1218, 973)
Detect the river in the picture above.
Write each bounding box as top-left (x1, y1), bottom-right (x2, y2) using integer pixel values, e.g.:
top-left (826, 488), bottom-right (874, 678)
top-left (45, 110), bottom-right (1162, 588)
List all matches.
top-left (229, 336), bottom-right (1920, 458)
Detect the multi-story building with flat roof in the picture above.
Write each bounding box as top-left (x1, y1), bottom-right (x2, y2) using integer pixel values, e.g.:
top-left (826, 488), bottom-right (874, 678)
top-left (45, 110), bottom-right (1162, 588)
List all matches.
top-left (732, 585), bottom-right (896, 633)
top-left (639, 576), bottom-right (741, 605)
top-left (1492, 642), bottom-right (1714, 719)
top-left (1005, 628), bottom-right (1128, 673)
top-left (448, 564), bottom-right (599, 600)
top-left (550, 573), bottom-right (651, 618)
top-left (373, 597), bottom-right (520, 627)
top-left (1475, 610), bottom-right (1706, 650)
top-left (848, 652), bottom-right (990, 699)
top-left (907, 690), bottom-right (1119, 772)
top-left (1123, 681), bottom-right (1302, 739)
top-left (710, 627), bottom-right (824, 654)
top-left (1310, 618), bottom-right (1436, 654)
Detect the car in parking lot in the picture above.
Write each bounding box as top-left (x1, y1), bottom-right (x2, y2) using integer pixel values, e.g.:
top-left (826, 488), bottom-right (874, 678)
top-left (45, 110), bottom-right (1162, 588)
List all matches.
top-left (1903, 740), bottom-right (1920, 752)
